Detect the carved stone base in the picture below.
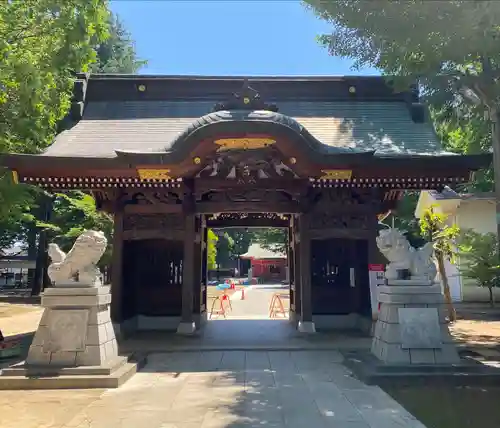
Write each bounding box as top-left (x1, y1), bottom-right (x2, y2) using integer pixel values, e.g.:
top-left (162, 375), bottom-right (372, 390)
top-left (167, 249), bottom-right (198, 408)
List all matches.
top-left (24, 286), bottom-right (119, 367)
top-left (176, 321), bottom-right (197, 335)
top-left (371, 284), bottom-right (459, 365)
top-left (297, 321), bottom-right (316, 334)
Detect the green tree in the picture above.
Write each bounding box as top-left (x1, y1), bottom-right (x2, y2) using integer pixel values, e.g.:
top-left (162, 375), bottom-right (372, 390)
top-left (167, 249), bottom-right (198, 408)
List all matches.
top-left (207, 229), bottom-right (218, 270)
top-left (37, 11), bottom-right (148, 270)
top-left (0, 0), bottom-right (109, 227)
top-left (44, 192), bottom-right (113, 264)
top-left (459, 230), bottom-right (500, 307)
top-left (252, 228), bottom-right (287, 253)
top-left (0, 3), bottom-right (146, 293)
top-left (41, 11), bottom-right (147, 258)
top-left (226, 229), bottom-right (253, 257)
top-left (419, 206), bottom-right (460, 321)
top-left (0, 0), bottom-right (109, 155)
top-left (91, 12), bottom-right (147, 74)
top-left (215, 230), bottom-right (234, 268)
top-left (304, 0), bottom-right (497, 230)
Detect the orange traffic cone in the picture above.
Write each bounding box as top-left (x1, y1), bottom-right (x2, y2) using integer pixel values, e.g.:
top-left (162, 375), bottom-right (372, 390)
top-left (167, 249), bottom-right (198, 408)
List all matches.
top-left (241, 288), bottom-right (245, 300)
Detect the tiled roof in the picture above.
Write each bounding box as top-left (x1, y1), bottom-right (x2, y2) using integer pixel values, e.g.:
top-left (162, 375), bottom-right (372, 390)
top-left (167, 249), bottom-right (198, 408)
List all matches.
top-left (429, 186), bottom-right (494, 201)
top-left (43, 99), bottom-right (450, 158)
top-left (239, 244), bottom-right (286, 260)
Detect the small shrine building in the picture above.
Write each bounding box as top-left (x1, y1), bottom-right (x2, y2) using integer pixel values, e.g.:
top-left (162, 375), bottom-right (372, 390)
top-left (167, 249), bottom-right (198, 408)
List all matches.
top-left (0, 74), bottom-right (490, 334)
top-left (239, 243), bottom-right (287, 282)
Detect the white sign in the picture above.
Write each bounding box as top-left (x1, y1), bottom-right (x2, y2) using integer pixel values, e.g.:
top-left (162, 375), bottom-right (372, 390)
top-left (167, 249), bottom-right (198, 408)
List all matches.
top-left (368, 264), bottom-right (385, 318)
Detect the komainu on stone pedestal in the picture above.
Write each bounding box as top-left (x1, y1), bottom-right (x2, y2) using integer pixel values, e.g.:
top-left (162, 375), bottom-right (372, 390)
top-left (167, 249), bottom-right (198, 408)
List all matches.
top-left (20, 230), bottom-right (123, 369)
top-left (376, 228), bottom-right (437, 283)
top-left (48, 230), bottom-right (107, 287)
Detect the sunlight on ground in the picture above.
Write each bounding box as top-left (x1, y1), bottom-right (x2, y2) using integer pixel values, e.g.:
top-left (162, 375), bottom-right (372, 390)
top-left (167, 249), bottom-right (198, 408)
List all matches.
top-left (450, 320), bottom-right (500, 346)
top-left (0, 303), bottom-right (43, 336)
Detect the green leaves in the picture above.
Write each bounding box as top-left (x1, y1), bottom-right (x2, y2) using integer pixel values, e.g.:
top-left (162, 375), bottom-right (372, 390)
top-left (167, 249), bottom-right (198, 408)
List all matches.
top-left (459, 230), bottom-right (500, 302)
top-left (419, 205), bottom-right (460, 262)
top-left (91, 13), bottom-right (147, 74)
top-left (0, 0), bottom-right (110, 153)
top-left (252, 228), bottom-right (287, 254)
top-left (207, 229), bottom-right (218, 270)
top-left (0, 4), bottom-right (146, 255)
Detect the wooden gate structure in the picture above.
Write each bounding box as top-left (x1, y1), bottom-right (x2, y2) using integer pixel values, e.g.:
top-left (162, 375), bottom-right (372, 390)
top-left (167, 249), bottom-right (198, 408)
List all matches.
top-left (1, 74), bottom-right (490, 334)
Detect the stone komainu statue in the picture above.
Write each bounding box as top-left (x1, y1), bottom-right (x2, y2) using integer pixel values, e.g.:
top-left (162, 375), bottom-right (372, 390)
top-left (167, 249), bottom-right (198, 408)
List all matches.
top-left (376, 228), bottom-right (437, 283)
top-left (47, 230), bottom-right (107, 287)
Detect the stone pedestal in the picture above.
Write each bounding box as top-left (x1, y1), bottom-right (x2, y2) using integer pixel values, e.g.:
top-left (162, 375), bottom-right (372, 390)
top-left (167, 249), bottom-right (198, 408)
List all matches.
top-left (176, 321), bottom-right (196, 335)
top-left (25, 286), bottom-right (120, 367)
top-left (0, 286), bottom-right (142, 390)
top-left (297, 321), bottom-right (316, 333)
top-left (371, 284), bottom-right (460, 365)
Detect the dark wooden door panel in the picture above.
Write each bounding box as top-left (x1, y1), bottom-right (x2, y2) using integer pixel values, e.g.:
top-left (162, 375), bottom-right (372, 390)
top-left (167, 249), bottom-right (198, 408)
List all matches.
top-left (311, 238), bottom-right (368, 315)
top-left (123, 239), bottom-right (183, 317)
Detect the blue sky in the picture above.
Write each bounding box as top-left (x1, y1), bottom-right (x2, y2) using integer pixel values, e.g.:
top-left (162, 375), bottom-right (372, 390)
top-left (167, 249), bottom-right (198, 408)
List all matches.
top-left (110, 0), bottom-right (379, 76)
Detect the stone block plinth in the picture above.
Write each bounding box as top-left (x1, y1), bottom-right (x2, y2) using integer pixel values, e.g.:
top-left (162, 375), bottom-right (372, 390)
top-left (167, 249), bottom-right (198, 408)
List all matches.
top-left (25, 286), bottom-right (120, 367)
top-left (371, 284), bottom-right (460, 365)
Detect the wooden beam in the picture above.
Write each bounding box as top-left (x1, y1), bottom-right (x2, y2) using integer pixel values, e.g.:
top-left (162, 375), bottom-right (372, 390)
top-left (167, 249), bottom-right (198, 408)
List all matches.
top-left (196, 201), bottom-right (300, 214)
top-left (123, 204), bottom-right (182, 214)
top-left (309, 228), bottom-right (371, 240)
top-left (206, 218), bottom-right (290, 228)
top-left (194, 178), bottom-right (308, 193)
top-left (123, 229), bottom-right (184, 241)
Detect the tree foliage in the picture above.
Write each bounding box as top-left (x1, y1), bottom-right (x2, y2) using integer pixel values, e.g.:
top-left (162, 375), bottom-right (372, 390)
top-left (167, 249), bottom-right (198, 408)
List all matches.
top-left (45, 192), bottom-right (113, 265)
top-left (0, 0), bottom-right (110, 244)
top-left (419, 206), bottom-right (460, 321)
top-left (0, 0), bottom-right (109, 154)
top-left (0, 3), bottom-right (146, 261)
top-left (207, 229), bottom-right (218, 270)
top-left (459, 230), bottom-right (500, 306)
top-left (90, 13), bottom-right (146, 74)
top-left (305, 0), bottom-right (499, 236)
top-left (305, 0), bottom-right (500, 104)
top-left (252, 228), bottom-right (287, 254)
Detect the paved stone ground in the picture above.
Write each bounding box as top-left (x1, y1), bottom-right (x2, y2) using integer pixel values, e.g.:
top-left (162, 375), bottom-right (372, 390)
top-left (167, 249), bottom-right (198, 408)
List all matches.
top-left (1, 350), bottom-right (427, 428)
top-left (227, 284), bottom-right (287, 319)
top-left (121, 320), bottom-right (372, 353)
top-left (0, 303), bottom-right (43, 336)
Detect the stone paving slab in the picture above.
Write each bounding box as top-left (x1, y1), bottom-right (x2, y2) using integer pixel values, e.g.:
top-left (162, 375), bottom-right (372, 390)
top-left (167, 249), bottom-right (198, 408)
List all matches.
top-left (1, 350), bottom-right (428, 428)
top-left (120, 320), bottom-right (372, 353)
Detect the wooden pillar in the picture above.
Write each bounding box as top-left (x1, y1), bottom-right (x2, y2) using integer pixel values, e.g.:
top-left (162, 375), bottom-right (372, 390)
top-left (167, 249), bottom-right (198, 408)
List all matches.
top-left (110, 209), bottom-right (124, 324)
top-left (287, 222), bottom-right (294, 312)
top-left (293, 216), bottom-right (302, 319)
top-left (193, 215), bottom-right (205, 325)
top-left (298, 213), bottom-right (315, 333)
top-left (178, 184), bottom-right (196, 334)
top-left (200, 221), bottom-right (208, 314)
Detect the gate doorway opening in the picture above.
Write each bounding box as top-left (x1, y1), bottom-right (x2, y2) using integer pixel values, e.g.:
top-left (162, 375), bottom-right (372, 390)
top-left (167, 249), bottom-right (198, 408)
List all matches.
top-left (204, 224), bottom-right (291, 321)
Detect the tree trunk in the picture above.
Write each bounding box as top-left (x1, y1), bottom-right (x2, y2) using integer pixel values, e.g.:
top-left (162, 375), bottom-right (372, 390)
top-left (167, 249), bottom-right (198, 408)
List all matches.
top-left (488, 285), bottom-right (495, 307)
top-left (436, 254), bottom-right (456, 322)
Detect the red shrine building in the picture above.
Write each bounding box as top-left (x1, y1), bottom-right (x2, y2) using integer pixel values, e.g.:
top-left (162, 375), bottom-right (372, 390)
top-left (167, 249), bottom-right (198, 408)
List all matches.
top-left (239, 244), bottom-right (287, 282)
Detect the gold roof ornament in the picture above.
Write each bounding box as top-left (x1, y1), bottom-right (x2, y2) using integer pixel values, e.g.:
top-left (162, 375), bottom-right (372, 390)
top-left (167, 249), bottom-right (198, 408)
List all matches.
top-left (319, 169), bottom-right (353, 180)
top-left (214, 138), bottom-right (276, 151)
top-left (137, 169), bottom-right (173, 180)
top-left (212, 80), bottom-right (279, 112)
